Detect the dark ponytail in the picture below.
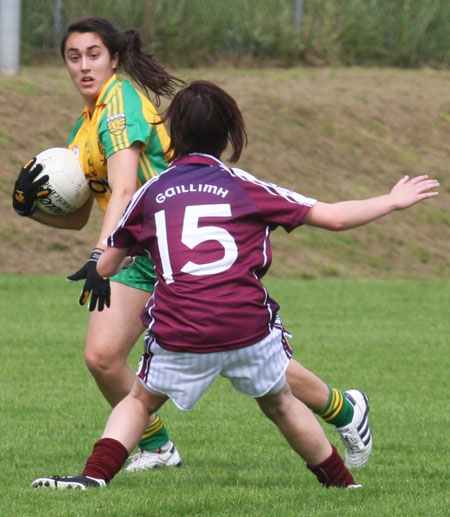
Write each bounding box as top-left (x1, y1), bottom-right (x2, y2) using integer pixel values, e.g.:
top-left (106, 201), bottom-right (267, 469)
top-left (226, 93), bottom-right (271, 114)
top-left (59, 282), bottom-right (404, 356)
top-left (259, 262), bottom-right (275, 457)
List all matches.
top-left (118, 29), bottom-right (183, 104)
top-left (61, 17), bottom-right (183, 105)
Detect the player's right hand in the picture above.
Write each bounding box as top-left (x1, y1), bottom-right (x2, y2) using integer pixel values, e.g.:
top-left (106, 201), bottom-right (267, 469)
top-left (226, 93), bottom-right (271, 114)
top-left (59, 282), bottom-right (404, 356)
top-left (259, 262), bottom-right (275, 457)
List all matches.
top-left (67, 249), bottom-right (111, 312)
top-left (12, 157), bottom-right (51, 216)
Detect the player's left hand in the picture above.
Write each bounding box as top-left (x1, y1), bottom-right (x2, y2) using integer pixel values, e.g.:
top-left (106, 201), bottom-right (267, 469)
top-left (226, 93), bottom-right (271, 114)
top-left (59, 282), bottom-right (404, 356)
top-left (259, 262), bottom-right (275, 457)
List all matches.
top-left (390, 174), bottom-right (440, 210)
top-left (12, 157), bottom-right (51, 216)
top-left (67, 249), bottom-right (111, 311)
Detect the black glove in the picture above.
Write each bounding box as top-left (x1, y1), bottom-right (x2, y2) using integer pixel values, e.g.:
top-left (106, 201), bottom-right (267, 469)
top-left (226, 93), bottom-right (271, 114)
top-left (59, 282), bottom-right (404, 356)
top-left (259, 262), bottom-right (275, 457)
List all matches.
top-left (67, 249), bottom-right (111, 312)
top-left (12, 157), bottom-right (51, 216)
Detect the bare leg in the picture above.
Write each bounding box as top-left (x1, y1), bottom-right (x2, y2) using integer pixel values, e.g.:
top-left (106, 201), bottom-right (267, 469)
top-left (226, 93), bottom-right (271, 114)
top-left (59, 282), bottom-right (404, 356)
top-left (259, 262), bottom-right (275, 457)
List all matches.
top-left (85, 281), bottom-right (148, 407)
top-left (286, 359), bottom-right (330, 412)
top-left (85, 282), bottom-right (165, 447)
top-left (256, 382), bottom-right (332, 465)
top-left (102, 379), bottom-right (168, 453)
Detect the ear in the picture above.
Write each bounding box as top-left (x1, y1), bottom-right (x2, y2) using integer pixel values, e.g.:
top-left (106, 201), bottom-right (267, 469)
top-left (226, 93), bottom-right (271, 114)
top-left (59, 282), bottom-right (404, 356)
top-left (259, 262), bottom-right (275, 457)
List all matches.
top-left (112, 52), bottom-right (119, 70)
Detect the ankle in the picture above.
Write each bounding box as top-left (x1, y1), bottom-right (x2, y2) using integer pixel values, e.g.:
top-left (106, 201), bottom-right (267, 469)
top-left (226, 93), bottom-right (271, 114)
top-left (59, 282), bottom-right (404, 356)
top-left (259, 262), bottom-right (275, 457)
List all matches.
top-left (307, 446), bottom-right (359, 488)
top-left (152, 440), bottom-right (172, 454)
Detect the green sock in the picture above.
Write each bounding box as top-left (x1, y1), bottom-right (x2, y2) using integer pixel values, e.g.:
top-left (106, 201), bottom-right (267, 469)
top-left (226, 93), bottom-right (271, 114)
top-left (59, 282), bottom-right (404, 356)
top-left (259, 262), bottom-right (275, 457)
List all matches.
top-left (316, 386), bottom-right (354, 428)
top-left (138, 414), bottom-right (170, 452)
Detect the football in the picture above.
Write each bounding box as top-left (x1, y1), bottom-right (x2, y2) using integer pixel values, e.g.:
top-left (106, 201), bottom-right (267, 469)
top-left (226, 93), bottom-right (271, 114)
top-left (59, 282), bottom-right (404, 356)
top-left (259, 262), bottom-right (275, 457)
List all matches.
top-left (34, 147), bottom-right (90, 215)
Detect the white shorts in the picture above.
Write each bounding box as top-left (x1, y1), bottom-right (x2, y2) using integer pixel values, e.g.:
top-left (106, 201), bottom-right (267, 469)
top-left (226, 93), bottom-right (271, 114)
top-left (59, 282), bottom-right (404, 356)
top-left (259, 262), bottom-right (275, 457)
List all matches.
top-left (137, 325), bottom-right (291, 411)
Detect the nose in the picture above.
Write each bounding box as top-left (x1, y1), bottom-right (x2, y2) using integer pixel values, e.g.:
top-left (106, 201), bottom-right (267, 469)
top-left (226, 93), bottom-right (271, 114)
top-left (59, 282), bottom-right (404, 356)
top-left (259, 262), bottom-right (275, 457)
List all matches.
top-left (80, 55), bottom-right (90, 71)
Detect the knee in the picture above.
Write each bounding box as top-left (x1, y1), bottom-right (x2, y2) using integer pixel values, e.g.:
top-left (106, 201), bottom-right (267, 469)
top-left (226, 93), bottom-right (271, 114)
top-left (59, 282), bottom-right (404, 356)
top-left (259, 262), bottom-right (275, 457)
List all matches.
top-left (130, 382), bottom-right (166, 415)
top-left (263, 401), bottom-right (290, 422)
top-left (85, 346), bottom-right (120, 377)
top-left (258, 385), bottom-right (293, 422)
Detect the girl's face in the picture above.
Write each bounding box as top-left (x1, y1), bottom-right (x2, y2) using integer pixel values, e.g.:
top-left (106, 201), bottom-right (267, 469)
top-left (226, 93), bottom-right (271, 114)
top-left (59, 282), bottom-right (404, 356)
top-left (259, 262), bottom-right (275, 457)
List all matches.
top-left (64, 31), bottom-right (118, 113)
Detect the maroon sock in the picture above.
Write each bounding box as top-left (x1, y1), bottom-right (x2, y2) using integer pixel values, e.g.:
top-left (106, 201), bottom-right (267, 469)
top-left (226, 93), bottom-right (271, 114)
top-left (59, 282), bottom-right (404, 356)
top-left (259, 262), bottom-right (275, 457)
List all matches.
top-left (82, 438), bottom-right (129, 483)
top-left (307, 446), bottom-right (358, 488)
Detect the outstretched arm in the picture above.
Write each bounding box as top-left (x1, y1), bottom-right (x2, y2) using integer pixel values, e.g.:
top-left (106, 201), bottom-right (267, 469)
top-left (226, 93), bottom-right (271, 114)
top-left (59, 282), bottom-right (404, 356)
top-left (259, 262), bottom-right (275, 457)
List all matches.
top-left (303, 175), bottom-right (439, 231)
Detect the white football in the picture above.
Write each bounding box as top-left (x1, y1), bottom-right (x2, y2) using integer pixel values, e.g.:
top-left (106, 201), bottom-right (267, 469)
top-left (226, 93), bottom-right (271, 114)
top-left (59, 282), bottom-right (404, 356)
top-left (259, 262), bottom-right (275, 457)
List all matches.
top-left (34, 147), bottom-right (90, 215)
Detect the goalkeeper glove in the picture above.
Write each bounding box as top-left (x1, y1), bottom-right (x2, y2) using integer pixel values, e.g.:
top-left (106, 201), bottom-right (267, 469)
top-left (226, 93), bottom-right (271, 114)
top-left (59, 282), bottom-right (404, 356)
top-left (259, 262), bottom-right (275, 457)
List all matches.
top-left (67, 249), bottom-right (111, 312)
top-left (12, 157), bottom-right (51, 216)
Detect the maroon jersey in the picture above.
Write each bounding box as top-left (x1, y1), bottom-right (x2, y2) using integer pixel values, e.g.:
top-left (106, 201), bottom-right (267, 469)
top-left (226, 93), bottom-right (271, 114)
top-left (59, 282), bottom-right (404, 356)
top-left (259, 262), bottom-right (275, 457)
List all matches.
top-left (108, 154), bottom-right (316, 353)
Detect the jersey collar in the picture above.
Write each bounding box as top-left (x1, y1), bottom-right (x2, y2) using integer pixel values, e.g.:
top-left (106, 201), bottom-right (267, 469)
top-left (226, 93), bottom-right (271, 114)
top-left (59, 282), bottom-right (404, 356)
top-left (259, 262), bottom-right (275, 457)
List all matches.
top-left (171, 153), bottom-right (224, 167)
top-left (97, 73), bottom-right (119, 106)
top-left (81, 73), bottom-right (119, 118)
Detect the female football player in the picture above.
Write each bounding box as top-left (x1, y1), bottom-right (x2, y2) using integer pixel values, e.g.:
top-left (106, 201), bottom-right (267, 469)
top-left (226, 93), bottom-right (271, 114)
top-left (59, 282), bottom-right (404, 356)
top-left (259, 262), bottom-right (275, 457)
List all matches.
top-left (12, 16), bottom-right (183, 470)
top-left (30, 80), bottom-right (438, 490)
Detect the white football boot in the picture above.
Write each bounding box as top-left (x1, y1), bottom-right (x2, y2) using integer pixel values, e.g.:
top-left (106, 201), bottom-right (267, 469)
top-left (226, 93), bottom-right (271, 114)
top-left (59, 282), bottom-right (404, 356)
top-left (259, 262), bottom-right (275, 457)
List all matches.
top-left (336, 390), bottom-right (373, 468)
top-left (125, 441), bottom-right (182, 472)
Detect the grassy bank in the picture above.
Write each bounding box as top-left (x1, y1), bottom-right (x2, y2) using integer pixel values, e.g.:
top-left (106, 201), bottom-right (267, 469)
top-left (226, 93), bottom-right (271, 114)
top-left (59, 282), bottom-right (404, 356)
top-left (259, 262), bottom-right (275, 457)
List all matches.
top-left (1, 66), bottom-right (449, 278)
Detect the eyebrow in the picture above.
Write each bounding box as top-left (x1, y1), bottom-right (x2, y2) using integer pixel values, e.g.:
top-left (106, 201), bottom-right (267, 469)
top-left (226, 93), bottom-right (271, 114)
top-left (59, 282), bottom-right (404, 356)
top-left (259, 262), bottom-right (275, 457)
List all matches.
top-left (66, 44), bottom-right (102, 53)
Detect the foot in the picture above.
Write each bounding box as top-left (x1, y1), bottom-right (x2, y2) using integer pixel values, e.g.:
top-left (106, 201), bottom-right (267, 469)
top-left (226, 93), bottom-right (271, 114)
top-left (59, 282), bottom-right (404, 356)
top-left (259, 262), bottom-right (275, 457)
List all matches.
top-left (125, 441), bottom-right (182, 472)
top-left (336, 390), bottom-right (373, 468)
top-left (31, 475), bottom-right (106, 490)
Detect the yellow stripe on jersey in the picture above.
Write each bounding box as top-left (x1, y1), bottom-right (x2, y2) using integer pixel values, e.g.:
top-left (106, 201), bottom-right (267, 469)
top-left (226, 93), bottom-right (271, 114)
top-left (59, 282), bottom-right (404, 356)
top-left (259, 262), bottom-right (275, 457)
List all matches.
top-left (139, 153), bottom-right (158, 184)
top-left (107, 89), bottom-right (130, 152)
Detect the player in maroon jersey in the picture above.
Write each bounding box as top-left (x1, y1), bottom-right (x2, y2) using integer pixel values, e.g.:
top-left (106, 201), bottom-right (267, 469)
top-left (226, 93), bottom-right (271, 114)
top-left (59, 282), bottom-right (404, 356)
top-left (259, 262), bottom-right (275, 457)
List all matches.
top-left (31, 81), bottom-right (439, 491)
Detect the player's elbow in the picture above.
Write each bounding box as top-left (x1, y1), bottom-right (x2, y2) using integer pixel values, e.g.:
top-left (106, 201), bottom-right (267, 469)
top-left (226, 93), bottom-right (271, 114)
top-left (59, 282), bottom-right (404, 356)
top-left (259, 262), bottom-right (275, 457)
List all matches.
top-left (68, 196), bottom-right (93, 229)
top-left (304, 202), bottom-right (351, 231)
top-left (96, 258), bottom-right (115, 278)
top-left (72, 219), bottom-right (89, 231)
top-left (312, 217), bottom-right (350, 231)
top-left (327, 218), bottom-right (350, 231)
top-left (112, 185), bottom-right (136, 204)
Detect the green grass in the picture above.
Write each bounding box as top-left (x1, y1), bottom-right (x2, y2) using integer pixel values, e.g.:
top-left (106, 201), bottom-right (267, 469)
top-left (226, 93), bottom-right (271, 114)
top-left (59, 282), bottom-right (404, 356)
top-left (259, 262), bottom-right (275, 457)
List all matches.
top-left (0, 275), bottom-right (449, 516)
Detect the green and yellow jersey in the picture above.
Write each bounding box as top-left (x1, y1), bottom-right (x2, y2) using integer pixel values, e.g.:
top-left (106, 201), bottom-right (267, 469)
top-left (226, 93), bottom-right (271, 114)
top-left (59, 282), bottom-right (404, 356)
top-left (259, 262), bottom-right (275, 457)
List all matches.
top-left (68, 74), bottom-right (170, 212)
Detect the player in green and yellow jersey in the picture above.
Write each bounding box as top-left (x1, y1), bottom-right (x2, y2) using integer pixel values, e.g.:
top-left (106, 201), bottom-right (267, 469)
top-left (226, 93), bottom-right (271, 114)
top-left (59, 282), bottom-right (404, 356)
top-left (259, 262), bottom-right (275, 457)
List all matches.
top-left (13, 17), bottom-right (183, 471)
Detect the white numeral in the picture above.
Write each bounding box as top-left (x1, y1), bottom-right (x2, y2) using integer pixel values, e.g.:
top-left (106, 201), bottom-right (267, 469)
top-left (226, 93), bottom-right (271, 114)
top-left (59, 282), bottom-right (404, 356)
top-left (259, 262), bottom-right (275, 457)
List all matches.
top-left (155, 210), bottom-right (174, 284)
top-left (155, 204), bottom-right (238, 283)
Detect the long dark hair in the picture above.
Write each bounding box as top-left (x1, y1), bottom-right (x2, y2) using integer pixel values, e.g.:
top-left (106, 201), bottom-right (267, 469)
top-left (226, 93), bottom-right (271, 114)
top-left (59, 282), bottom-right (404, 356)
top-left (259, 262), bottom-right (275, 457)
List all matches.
top-left (60, 17), bottom-right (183, 105)
top-left (164, 81), bottom-right (247, 163)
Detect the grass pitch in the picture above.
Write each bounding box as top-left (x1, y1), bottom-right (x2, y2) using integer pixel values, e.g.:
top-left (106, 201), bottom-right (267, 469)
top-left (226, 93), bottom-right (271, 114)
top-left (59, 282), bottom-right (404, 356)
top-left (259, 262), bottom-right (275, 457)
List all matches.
top-left (0, 275), bottom-right (448, 516)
